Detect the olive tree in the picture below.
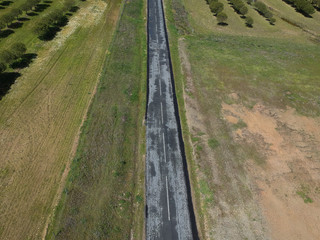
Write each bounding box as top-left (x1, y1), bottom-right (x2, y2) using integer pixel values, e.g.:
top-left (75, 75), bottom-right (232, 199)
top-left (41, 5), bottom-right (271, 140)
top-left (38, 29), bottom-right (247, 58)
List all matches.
top-left (217, 12), bottom-right (228, 23)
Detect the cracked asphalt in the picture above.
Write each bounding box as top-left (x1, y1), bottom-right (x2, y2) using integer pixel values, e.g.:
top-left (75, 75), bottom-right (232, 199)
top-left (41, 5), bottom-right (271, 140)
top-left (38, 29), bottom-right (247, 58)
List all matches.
top-left (145, 0), bottom-right (196, 238)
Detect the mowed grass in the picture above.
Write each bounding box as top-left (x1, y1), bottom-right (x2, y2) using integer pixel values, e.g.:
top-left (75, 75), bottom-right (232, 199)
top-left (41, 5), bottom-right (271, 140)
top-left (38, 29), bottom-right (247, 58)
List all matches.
top-left (0, 0), bottom-right (122, 239)
top-left (46, 0), bottom-right (146, 238)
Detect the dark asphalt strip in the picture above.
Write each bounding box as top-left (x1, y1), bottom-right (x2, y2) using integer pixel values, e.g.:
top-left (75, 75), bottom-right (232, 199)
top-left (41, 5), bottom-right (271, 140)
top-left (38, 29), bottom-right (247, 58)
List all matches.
top-left (145, 0), bottom-right (199, 238)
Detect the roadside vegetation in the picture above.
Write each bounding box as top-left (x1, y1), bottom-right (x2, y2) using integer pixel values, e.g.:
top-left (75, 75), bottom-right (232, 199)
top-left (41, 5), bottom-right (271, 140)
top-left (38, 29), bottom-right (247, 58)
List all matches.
top-left (45, 0), bottom-right (146, 238)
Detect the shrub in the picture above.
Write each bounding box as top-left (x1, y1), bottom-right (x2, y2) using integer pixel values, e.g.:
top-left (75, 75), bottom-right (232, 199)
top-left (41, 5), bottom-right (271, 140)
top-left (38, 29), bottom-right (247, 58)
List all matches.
top-left (295, 0), bottom-right (315, 15)
top-left (269, 17), bottom-right (276, 24)
top-left (216, 12), bottom-right (228, 23)
top-left (11, 8), bottom-right (22, 20)
top-left (210, 2), bottom-right (224, 14)
top-left (254, 1), bottom-right (275, 23)
top-left (239, 5), bottom-right (248, 15)
top-left (33, 20), bottom-right (50, 36)
top-left (63, 0), bottom-right (76, 12)
top-left (10, 43), bottom-right (27, 59)
top-left (0, 50), bottom-right (15, 64)
top-left (2, 13), bottom-right (15, 27)
top-left (246, 16), bottom-right (254, 26)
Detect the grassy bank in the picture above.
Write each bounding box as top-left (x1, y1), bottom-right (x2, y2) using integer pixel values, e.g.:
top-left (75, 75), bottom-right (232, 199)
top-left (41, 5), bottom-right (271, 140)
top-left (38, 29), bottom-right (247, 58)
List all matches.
top-left (45, 0), bottom-right (146, 238)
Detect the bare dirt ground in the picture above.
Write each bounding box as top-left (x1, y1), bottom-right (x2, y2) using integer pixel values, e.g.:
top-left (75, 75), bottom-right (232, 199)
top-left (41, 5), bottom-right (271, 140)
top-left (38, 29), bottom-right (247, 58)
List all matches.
top-left (223, 101), bottom-right (320, 240)
top-left (179, 39), bottom-right (269, 240)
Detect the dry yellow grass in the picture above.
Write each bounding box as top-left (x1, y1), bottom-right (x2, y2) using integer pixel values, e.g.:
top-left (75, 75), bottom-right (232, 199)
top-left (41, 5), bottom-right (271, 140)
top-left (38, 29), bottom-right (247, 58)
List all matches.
top-left (0, 0), bottom-right (121, 239)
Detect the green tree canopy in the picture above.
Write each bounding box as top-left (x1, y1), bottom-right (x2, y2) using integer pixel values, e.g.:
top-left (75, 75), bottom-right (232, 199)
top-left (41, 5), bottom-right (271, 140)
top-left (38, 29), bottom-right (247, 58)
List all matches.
top-left (217, 12), bottom-right (228, 23)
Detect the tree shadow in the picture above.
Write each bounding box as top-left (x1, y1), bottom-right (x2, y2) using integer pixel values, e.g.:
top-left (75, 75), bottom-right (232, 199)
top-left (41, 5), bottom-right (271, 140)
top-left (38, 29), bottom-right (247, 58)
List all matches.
top-left (44, 0), bottom-right (53, 3)
top-left (246, 23), bottom-right (253, 28)
top-left (10, 53), bottom-right (37, 69)
top-left (0, 1), bottom-right (13, 7)
top-left (38, 15), bottom-right (69, 41)
top-left (0, 29), bottom-right (14, 39)
top-left (8, 21), bottom-right (23, 29)
top-left (34, 3), bottom-right (50, 13)
top-left (39, 26), bottom-right (61, 41)
top-left (27, 12), bottom-right (38, 16)
top-left (18, 17), bottom-right (30, 21)
top-left (296, 9), bottom-right (313, 18)
top-left (70, 6), bottom-right (79, 13)
top-left (0, 6), bottom-right (4, 9)
top-left (218, 22), bottom-right (228, 26)
top-left (0, 72), bottom-right (21, 100)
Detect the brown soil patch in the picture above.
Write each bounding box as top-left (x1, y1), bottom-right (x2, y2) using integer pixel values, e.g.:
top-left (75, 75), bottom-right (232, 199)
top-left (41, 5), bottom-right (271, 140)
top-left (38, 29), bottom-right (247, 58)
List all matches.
top-left (179, 39), bottom-right (269, 240)
top-left (223, 102), bottom-right (320, 240)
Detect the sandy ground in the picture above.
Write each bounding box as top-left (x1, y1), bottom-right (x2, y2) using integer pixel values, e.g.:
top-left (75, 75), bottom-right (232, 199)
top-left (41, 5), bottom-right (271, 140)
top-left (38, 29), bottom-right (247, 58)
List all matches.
top-left (223, 101), bottom-right (320, 240)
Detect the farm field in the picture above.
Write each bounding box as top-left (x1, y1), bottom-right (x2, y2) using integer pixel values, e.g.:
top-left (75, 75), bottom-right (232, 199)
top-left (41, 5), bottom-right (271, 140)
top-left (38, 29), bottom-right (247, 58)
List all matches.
top-left (164, 0), bottom-right (320, 238)
top-left (0, 0), bottom-right (122, 238)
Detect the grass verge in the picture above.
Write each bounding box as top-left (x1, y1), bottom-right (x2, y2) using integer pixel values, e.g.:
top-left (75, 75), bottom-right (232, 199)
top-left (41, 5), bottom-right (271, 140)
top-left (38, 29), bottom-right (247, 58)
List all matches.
top-left (45, 0), bottom-right (146, 238)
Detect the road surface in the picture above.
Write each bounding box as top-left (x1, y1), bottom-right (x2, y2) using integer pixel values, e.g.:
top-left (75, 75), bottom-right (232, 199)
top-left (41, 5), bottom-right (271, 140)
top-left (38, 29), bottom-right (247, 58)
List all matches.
top-left (145, 0), bottom-right (198, 239)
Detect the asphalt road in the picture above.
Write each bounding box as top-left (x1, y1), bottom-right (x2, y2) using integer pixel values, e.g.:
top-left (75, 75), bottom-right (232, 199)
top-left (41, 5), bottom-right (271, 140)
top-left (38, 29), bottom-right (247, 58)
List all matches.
top-left (145, 0), bottom-right (197, 239)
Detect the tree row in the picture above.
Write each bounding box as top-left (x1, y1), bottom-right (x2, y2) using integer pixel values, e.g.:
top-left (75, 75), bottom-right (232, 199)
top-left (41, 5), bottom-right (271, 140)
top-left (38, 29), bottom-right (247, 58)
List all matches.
top-left (229, 0), bottom-right (254, 27)
top-left (0, 0), bottom-right (41, 31)
top-left (33, 0), bottom-right (77, 40)
top-left (206, 0), bottom-right (228, 24)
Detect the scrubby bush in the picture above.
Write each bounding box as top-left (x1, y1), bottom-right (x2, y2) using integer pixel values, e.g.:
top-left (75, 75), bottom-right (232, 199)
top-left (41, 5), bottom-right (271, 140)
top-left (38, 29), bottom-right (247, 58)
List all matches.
top-left (217, 12), bottom-right (228, 23)
top-left (269, 17), bottom-right (276, 24)
top-left (63, 0), bottom-right (76, 12)
top-left (33, 20), bottom-right (50, 36)
top-left (254, 1), bottom-right (276, 24)
top-left (11, 43), bottom-right (27, 59)
top-left (210, 2), bottom-right (224, 14)
top-left (245, 16), bottom-right (254, 26)
top-left (2, 13), bottom-right (15, 27)
top-left (0, 50), bottom-right (15, 64)
top-left (295, 0), bottom-right (315, 15)
top-left (11, 8), bottom-right (22, 20)
top-left (312, 0), bottom-right (320, 8)
top-left (283, 0), bottom-right (315, 16)
top-left (239, 5), bottom-right (248, 15)
top-left (21, 0), bottom-right (41, 13)
top-left (229, 0), bottom-right (248, 16)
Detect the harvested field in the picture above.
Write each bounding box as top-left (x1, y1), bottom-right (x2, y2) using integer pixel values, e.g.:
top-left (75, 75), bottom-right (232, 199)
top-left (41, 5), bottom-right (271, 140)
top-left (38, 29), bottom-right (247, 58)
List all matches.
top-left (0, 0), bottom-right (121, 238)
